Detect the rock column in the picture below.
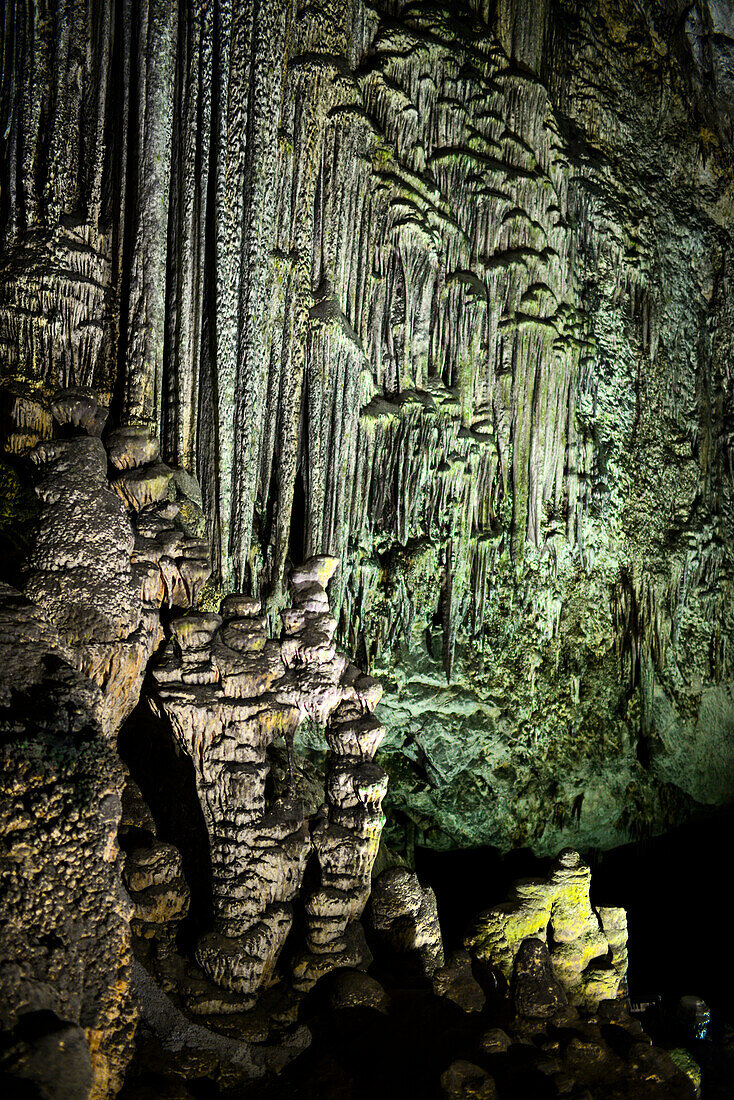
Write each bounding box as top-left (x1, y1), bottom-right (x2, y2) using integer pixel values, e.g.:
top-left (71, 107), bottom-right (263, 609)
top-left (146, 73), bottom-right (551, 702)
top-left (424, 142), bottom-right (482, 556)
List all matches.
top-left (149, 556), bottom-right (388, 1001)
top-left (290, 562), bottom-right (388, 991)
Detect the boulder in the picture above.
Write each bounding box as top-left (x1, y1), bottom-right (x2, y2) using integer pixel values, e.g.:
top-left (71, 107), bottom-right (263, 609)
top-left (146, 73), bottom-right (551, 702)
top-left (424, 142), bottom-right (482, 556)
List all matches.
top-left (432, 951), bottom-right (485, 1014)
top-left (440, 1060), bottom-right (497, 1099)
top-left (327, 969), bottom-right (389, 1013)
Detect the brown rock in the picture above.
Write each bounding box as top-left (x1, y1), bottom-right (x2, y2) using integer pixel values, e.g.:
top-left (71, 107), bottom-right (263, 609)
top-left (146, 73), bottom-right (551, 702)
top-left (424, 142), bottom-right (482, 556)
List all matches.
top-left (511, 938), bottom-right (568, 1019)
top-left (369, 866), bottom-right (444, 976)
top-left (440, 1060), bottom-right (497, 1099)
top-left (478, 1028), bottom-right (511, 1056)
top-left (327, 969), bottom-right (389, 1013)
top-left (432, 951), bottom-right (485, 1013)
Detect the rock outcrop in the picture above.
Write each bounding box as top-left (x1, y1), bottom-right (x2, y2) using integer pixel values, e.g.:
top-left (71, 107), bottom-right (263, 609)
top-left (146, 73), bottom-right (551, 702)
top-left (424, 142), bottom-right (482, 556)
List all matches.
top-left (465, 849), bottom-right (628, 1008)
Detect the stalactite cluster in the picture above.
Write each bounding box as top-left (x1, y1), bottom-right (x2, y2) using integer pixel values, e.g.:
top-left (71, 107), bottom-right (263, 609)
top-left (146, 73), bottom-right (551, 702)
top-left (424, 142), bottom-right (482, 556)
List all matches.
top-left (2, 0), bottom-right (734, 851)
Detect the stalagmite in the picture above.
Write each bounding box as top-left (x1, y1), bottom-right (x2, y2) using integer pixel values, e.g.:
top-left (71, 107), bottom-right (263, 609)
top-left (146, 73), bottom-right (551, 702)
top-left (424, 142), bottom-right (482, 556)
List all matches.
top-left (465, 849), bottom-right (628, 1008)
top-left (1, 0), bottom-right (734, 1093)
top-left (1, 0), bottom-right (732, 850)
top-left (148, 555), bottom-right (387, 1000)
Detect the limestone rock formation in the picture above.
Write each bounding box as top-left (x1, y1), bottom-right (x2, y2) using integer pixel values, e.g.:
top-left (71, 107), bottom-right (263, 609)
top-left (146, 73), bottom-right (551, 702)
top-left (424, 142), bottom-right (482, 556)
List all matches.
top-left (0, 0), bottom-right (733, 1093)
top-left (120, 784), bottom-right (191, 941)
top-left (326, 969), bottom-right (390, 1014)
top-left (148, 556), bottom-right (387, 1000)
top-left (432, 951), bottom-right (487, 1015)
top-left (369, 865), bottom-right (445, 976)
top-left (2, 0), bottom-right (734, 857)
top-left (0, 382), bottom-right (211, 739)
top-left (0, 387), bottom-right (213, 1094)
top-left (0, 584), bottom-right (135, 1099)
top-left (465, 849), bottom-right (628, 1008)
top-left (511, 937), bottom-right (568, 1020)
top-left (1, 373), bottom-right (388, 1087)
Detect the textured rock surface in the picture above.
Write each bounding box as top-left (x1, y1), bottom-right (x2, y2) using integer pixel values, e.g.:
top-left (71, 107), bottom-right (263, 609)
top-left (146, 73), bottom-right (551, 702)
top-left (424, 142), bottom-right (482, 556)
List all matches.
top-left (0, 389), bottom-right (212, 1094)
top-left (466, 848), bottom-right (628, 1008)
top-left (147, 556), bottom-right (386, 999)
top-left (0, 584), bottom-right (135, 1098)
top-left (369, 865), bottom-right (445, 975)
top-left (1, 383), bottom-right (211, 739)
top-left (3, 0), bottom-right (733, 854)
top-left (326, 969), bottom-right (390, 1014)
top-left (441, 1059), bottom-right (497, 1099)
top-left (511, 937), bottom-right (568, 1020)
top-left (432, 950), bottom-right (487, 1015)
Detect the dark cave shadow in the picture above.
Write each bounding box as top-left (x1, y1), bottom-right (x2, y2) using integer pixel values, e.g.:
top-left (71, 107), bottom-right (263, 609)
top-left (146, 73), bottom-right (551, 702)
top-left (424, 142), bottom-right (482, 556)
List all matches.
top-left (118, 697), bottom-right (213, 945)
top-left (586, 805), bottom-right (734, 1015)
top-left (415, 844), bottom-right (553, 949)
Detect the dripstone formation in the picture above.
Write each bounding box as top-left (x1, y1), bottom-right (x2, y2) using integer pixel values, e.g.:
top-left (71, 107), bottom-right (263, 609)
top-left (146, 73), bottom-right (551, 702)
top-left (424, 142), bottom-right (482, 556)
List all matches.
top-left (1, 0), bottom-right (732, 1096)
top-left (148, 556), bottom-right (387, 1000)
top-left (466, 849), bottom-right (628, 1008)
top-left (3, 0), bottom-right (734, 856)
top-left (0, 386), bottom-right (209, 1098)
top-left (0, 383), bottom-right (391, 1093)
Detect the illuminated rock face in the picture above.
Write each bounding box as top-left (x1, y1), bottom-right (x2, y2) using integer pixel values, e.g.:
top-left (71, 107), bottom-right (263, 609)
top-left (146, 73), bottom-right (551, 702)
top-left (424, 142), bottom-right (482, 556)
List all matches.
top-left (369, 867), bottom-right (445, 977)
top-left (0, 389), bottom-right (209, 1096)
top-left (0, 388), bottom-right (386, 1079)
top-left (148, 557), bottom-right (387, 999)
top-left (465, 849), bottom-right (628, 1009)
top-left (3, 0), bottom-right (733, 854)
top-left (0, 583), bottom-right (136, 1100)
top-left (8, 385), bottom-right (211, 739)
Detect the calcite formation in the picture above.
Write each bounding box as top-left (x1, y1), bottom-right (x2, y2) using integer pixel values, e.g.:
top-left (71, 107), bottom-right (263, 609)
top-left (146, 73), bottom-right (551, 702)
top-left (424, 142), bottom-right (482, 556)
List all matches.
top-left (1, 384), bottom-right (210, 738)
top-left (0, 0), bottom-right (733, 1090)
top-left (2, 0), bottom-right (733, 856)
top-left (148, 556), bottom-right (387, 999)
top-left (119, 780), bottom-right (191, 940)
top-left (511, 938), bottom-right (568, 1020)
top-left (465, 849), bottom-right (628, 1008)
top-left (0, 584), bottom-right (135, 1099)
top-left (369, 866), bottom-right (445, 976)
top-left (0, 387), bottom-right (212, 1094)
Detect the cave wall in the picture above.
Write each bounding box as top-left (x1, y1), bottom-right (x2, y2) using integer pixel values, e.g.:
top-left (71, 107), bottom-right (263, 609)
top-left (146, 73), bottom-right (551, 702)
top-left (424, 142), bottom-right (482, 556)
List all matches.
top-left (2, 0), bottom-right (734, 853)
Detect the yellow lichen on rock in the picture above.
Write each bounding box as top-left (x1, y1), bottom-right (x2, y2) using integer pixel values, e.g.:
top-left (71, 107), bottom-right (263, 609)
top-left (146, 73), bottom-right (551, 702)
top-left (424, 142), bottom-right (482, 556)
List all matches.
top-left (466, 849), bottom-right (626, 1008)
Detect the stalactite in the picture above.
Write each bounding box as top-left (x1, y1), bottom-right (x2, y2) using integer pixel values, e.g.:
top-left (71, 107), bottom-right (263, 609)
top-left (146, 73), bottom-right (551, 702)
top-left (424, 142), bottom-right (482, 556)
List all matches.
top-left (2, 0), bottom-right (734, 852)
